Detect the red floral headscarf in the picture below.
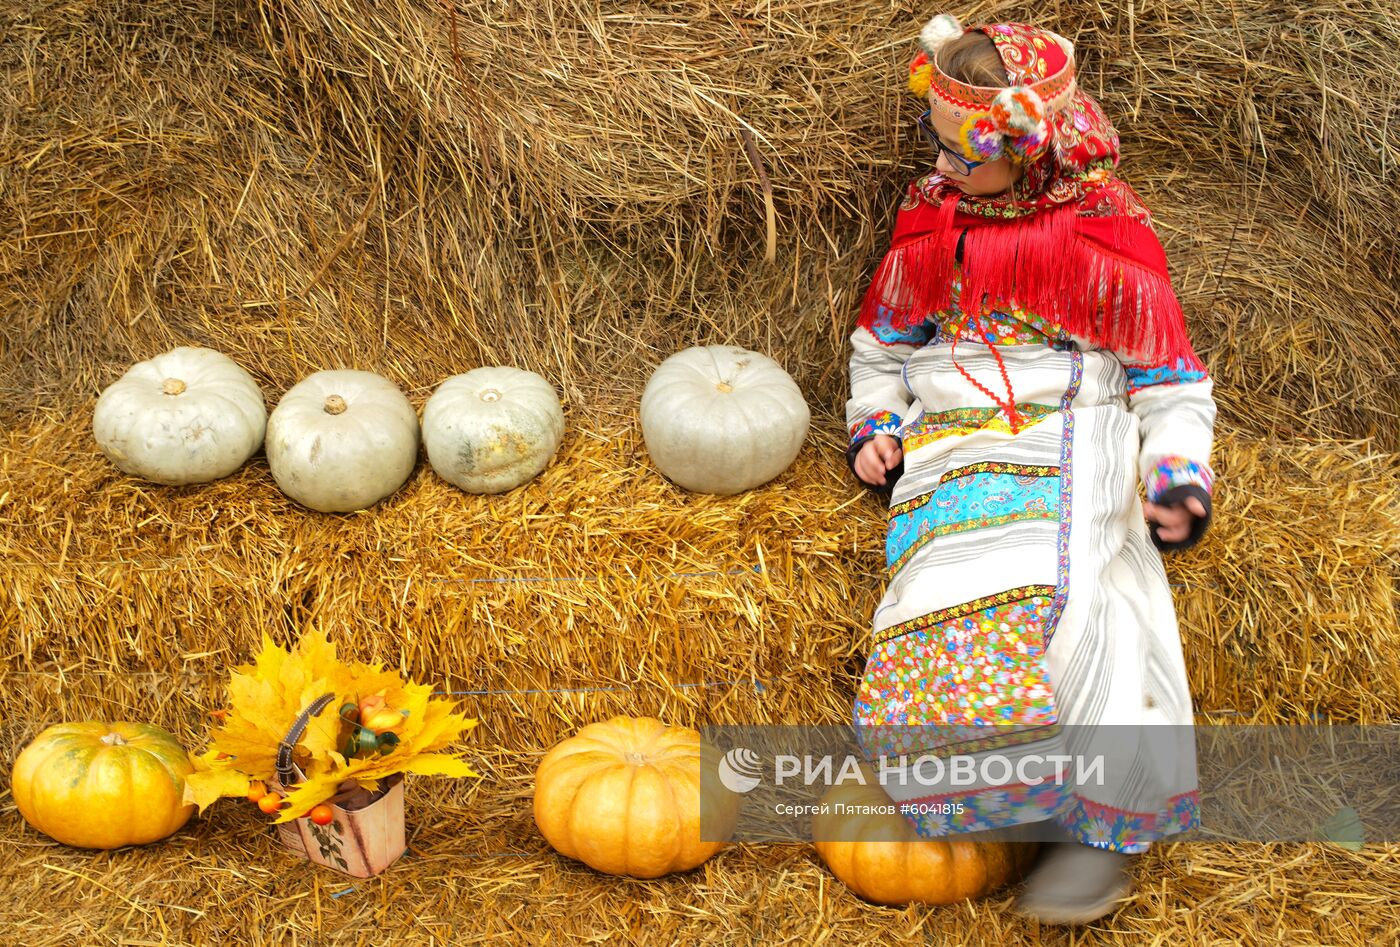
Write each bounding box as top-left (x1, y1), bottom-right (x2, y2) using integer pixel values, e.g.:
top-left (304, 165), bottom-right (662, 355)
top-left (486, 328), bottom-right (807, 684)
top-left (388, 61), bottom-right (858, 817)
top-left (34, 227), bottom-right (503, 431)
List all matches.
top-left (861, 15), bottom-right (1199, 366)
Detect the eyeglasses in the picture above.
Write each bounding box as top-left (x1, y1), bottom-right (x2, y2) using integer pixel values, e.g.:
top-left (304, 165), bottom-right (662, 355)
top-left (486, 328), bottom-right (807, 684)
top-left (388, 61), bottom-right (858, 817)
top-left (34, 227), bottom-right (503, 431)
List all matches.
top-left (916, 110), bottom-right (986, 176)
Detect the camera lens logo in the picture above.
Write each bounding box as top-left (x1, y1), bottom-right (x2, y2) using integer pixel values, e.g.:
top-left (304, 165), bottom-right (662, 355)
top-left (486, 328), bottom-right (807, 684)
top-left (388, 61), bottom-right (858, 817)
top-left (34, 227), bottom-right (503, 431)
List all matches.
top-left (717, 747), bottom-right (763, 794)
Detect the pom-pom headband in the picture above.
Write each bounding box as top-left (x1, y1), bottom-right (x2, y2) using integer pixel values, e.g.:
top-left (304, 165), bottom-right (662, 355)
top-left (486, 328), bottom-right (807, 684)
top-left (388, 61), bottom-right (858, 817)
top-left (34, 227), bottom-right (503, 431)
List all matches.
top-left (908, 15), bottom-right (1078, 164)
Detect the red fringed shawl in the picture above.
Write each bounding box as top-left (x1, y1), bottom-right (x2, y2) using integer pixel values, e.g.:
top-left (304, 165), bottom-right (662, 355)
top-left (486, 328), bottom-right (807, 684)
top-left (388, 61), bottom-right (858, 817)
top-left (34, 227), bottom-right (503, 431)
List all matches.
top-left (858, 172), bottom-right (1195, 366)
top-left (867, 18), bottom-right (1197, 367)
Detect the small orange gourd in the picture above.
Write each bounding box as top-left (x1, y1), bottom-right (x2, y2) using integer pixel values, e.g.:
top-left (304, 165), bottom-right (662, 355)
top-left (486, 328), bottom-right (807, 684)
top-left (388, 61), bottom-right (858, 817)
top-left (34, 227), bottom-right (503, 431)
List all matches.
top-left (533, 716), bottom-right (740, 878)
top-left (12, 722), bottom-right (196, 849)
top-left (812, 766), bottom-right (1037, 905)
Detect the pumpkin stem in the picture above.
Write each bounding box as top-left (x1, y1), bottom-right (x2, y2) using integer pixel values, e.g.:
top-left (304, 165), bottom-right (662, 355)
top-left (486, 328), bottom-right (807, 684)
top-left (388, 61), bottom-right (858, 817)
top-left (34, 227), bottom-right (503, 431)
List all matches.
top-left (100, 732), bottom-right (129, 746)
top-left (715, 382), bottom-right (733, 393)
top-left (479, 388), bottom-right (502, 403)
top-left (161, 378), bottom-right (187, 396)
top-left (624, 751), bottom-right (647, 765)
top-left (323, 395), bottom-right (348, 415)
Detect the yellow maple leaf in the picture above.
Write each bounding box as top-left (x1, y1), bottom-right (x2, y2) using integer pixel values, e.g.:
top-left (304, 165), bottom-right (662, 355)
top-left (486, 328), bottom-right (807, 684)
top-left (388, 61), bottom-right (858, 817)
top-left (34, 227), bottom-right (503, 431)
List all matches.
top-left (197, 630), bottom-right (352, 782)
top-left (183, 750), bottom-right (258, 812)
top-left (274, 749), bottom-right (480, 822)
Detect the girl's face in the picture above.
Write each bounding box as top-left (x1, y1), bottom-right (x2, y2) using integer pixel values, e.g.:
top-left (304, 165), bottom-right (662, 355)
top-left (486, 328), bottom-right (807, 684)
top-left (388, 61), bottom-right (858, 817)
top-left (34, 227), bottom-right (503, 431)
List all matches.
top-left (926, 97), bottom-right (1024, 196)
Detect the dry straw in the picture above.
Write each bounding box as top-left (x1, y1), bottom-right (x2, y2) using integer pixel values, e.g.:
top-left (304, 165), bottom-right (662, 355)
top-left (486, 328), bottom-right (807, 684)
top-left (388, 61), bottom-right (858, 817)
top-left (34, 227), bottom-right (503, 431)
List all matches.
top-left (2, 0), bottom-right (1398, 942)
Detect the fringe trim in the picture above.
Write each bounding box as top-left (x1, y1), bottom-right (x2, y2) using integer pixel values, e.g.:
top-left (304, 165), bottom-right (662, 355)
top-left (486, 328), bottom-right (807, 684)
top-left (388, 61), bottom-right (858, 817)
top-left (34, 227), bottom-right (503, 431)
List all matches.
top-left (858, 202), bottom-right (1194, 365)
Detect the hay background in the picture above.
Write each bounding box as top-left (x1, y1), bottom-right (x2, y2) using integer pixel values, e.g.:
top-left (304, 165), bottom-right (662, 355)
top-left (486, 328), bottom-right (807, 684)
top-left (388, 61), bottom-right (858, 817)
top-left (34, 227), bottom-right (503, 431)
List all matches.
top-left (2, 0), bottom-right (1398, 943)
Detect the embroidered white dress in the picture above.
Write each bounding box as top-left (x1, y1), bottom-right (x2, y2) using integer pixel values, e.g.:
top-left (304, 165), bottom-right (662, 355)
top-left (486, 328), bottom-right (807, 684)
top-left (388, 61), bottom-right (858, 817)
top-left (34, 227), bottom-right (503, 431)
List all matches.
top-left (844, 289), bottom-right (1215, 853)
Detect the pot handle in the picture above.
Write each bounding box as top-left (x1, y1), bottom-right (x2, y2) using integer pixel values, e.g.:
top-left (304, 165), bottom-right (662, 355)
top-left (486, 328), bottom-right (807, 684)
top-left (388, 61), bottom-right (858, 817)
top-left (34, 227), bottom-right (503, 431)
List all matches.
top-left (276, 692), bottom-right (336, 787)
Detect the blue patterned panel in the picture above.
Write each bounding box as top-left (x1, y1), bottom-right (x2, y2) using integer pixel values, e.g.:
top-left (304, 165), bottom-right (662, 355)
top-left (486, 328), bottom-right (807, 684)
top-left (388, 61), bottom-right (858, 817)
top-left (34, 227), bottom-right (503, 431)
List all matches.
top-left (886, 462), bottom-right (1061, 573)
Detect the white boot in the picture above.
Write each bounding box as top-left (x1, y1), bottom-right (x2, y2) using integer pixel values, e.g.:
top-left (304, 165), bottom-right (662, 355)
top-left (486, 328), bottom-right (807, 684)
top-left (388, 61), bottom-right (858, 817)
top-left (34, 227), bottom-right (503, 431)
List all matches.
top-left (1013, 841), bottom-right (1136, 924)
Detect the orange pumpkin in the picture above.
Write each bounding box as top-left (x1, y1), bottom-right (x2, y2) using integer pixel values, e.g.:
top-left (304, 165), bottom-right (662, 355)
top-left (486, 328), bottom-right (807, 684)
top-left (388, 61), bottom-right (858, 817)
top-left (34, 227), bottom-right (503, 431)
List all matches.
top-left (12, 722), bottom-right (196, 849)
top-left (812, 767), bottom-right (1037, 905)
top-left (533, 716), bottom-right (740, 878)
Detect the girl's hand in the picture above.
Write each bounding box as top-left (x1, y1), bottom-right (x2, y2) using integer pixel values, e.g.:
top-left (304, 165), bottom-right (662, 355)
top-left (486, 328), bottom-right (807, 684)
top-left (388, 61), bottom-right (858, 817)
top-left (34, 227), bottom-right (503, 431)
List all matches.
top-left (1142, 495), bottom-right (1207, 545)
top-left (856, 434), bottom-right (903, 487)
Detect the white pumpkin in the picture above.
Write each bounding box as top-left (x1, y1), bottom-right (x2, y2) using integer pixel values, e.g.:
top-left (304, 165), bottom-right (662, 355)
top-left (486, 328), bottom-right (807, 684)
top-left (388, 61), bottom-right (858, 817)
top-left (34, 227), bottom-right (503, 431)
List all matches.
top-left (93, 346), bottom-right (267, 485)
top-left (266, 370), bottom-right (419, 512)
top-left (422, 367), bottom-right (565, 494)
top-left (640, 345), bottom-right (810, 495)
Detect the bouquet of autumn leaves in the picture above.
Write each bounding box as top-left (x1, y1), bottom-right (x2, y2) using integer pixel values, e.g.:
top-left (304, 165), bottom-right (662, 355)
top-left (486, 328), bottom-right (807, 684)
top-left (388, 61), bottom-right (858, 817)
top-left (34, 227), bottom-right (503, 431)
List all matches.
top-left (184, 629), bottom-right (479, 823)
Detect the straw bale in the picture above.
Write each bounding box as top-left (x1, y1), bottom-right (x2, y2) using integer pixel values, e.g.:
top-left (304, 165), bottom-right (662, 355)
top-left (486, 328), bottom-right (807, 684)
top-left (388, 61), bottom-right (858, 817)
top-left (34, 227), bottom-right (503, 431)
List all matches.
top-left (1172, 434), bottom-right (1400, 722)
top-left (2, 0), bottom-right (1399, 942)
top-left (2, 795), bottom-right (1399, 944)
top-left (3, 412), bottom-right (1397, 731)
top-left (5, 1), bottom-right (1398, 442)
top-left (0, 413), bottom-right (877, 741)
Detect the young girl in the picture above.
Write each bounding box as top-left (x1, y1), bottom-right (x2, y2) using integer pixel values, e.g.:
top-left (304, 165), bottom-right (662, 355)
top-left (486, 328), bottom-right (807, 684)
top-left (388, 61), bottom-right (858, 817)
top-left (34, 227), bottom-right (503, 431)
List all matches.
top-left (845, 15), bottom-right (1215, 924)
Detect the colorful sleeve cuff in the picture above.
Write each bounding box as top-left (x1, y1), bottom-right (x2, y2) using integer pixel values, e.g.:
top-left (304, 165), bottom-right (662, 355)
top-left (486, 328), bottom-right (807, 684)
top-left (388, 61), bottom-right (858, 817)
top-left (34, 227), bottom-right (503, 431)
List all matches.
top-left (1145, 457), bottom-right (1215, 553)
top-left (1122, 356), bottom-right (1210, 395)
top-left (848, 410), bottom-right (904, 446)
top-left (1145, 456), bottom-right (1214, 504)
